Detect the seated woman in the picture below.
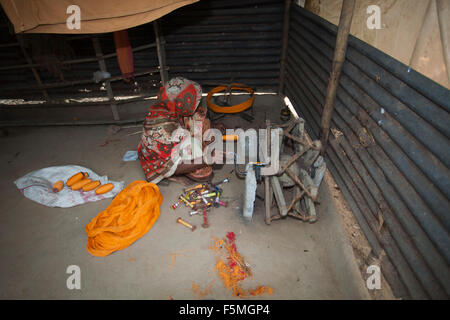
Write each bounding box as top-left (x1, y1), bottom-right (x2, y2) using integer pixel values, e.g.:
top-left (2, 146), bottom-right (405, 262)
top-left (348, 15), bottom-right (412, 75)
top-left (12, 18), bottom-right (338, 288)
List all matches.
top-left (138, 77), bottom-right (213, 184)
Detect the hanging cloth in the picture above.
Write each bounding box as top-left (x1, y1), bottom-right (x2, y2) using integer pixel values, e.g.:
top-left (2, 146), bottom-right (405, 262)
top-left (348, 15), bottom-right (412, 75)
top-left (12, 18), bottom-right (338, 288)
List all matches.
top-left (113, 30), bottom-right (134, 82)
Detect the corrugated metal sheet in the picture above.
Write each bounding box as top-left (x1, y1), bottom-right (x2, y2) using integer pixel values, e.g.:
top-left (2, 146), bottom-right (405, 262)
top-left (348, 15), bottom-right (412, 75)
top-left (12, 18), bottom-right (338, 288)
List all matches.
top-left (283, 4), bottom-right (450, 299)
top-left (0, 30), bottom-right (162, 101)
top-left (163, 0), bottom-right (284, 91)
top-left (0, 0), bottom-right (285, 104)
top-left (0, 0), bottom-right (449, 302)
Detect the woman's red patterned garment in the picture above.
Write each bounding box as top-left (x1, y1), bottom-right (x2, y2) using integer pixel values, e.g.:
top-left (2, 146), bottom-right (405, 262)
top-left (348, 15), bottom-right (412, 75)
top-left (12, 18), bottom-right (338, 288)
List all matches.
top-left (137, 77), bottom-right (204, 183)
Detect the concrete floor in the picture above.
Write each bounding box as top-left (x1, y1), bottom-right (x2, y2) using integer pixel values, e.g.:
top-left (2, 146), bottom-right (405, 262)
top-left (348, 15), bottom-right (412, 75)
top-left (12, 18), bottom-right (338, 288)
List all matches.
top-left (0, 95), bottom-right (370, 299)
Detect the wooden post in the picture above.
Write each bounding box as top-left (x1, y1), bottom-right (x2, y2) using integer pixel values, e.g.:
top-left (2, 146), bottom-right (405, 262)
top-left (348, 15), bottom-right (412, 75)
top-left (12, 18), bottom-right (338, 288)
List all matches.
top-left (17, 36), bottom-right (49, 100)
top-left (153, 20), bottom-right (168, 85)
top-left (265, 119), bottom-right (272, 225)
top-left (293, 119), bottom-right (304, 213)
top-left (278, 0), bottom-right (292, 94)
top-left (92, 37), bottom-right (120, 121)
top-left (319, 0), bottom-right (355, 152)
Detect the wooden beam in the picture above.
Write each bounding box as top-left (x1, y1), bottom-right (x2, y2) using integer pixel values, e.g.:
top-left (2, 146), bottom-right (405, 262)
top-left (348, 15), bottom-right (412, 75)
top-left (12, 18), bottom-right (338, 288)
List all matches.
top-left (278, 0), bottom-right (292, 94)
top-left (319, 0), bottom-right (355, 152)
top-left (0, 68), bottom-right (162, 92)
top-left (16, 36), bottom-right (49, 100)
top-left (153, 20), bottom-right (168, 85)
top-left (264, 119), bottom-right (272, 225)
top-left (92, 36), bottom-right (120, 121)
top-left (0, 42), bottom-right (159, 72)
top-left (0, 118), bottom-right (145, 127)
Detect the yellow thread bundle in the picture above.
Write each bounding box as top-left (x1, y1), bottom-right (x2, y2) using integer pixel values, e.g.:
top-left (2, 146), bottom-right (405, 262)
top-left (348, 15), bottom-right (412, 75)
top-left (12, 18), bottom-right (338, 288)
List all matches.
top-left (85, 181), bottom-right (163, 257)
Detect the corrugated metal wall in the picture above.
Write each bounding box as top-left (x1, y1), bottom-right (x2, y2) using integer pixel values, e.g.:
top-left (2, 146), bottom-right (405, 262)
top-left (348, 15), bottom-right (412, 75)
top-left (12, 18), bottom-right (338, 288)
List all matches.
top-left (0, 30), bottom-right (162, 101)
top-left (0, 0), bottom-right (283, 103)
top-left (163, 0), bottom-right (284, 91)
top-left (0, 0), bottom-right (285, 124)
top-left (283, 4), bottom-right (450, 299)
top-left (0, 0), bottom-right (449, 301)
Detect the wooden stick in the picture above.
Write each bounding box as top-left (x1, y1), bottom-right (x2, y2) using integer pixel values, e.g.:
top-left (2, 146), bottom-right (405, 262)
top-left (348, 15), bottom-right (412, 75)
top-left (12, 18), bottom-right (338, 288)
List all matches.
top-left (92, 37), bottom-right (120, 121)
top-left (288, 210), bottom-right (309, 221)
top-left (271, 176), bottom-right (288, 217)
top-left (17, 36), bottom-right (49, 100)
top-left (0, 42), bottom-right (160, 72)
top-left (265, 119), bottom-right (272, 225)
top-left (320, 0), bottom-right (355, 153)
top-left (0, 118), bottom-right (144, 127)
top-left (279, 147), bottom-right (309, 174)
top-left (0, 68), bottom-right (162, 92)
top-left (285, 168), bottom-right (315, 200)
top-left (0, 42), bottom-right (19, 48)
top-left (278, 0), bottom-right (292, 94)
top-left (283, 130), bottom-right (309, 146)
top-left (286, 191), bottom-right (305, 213)
top-left (153, 20), bottom-right (168, 85)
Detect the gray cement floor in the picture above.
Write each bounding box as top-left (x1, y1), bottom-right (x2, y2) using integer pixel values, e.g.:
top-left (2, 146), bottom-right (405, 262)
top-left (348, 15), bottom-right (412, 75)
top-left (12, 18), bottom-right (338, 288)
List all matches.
top-left (0, 95), bottom-right (370, 299)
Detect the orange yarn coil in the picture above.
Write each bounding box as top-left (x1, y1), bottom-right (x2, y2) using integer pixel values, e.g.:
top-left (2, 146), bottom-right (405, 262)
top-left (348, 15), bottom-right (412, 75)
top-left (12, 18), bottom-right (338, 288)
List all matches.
top-left (85, 181), bottom-right (163, 257)
top-left (206, 84), bottom-right (255, 114)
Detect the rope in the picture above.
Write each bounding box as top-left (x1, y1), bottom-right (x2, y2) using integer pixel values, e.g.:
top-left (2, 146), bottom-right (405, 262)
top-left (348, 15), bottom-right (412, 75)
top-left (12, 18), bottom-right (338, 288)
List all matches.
top-left (85, 181), bottom-right (163, 257)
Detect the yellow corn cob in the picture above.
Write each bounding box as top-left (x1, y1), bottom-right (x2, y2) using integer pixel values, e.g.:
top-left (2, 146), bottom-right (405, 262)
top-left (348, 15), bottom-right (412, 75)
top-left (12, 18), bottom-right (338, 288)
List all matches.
top-left (82, 180), bottom-right (101, 192)
top-left (71, 178), bottom-right (92, 191)
top-left (66, 172), bottom-right (88, 187)
top-left (52, 180), bottom-right (64, 193)
top-left (95, 183), bottom-right (114, 195)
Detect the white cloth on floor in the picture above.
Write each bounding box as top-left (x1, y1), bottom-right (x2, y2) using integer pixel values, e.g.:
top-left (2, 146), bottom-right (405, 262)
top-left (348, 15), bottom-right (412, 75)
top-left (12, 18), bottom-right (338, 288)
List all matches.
top-left (122, 150), bottom-right (138, 161)
top-left (14, 165), bottom-right (124, 208)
